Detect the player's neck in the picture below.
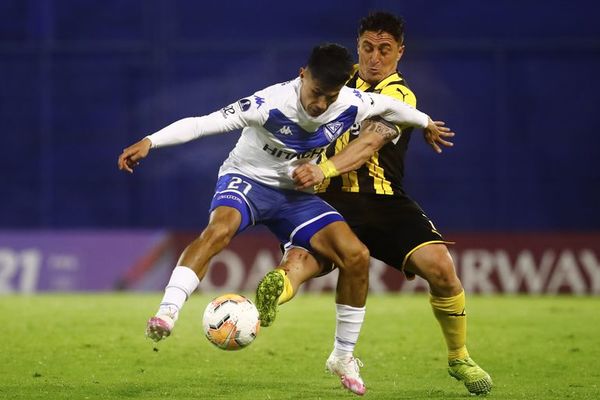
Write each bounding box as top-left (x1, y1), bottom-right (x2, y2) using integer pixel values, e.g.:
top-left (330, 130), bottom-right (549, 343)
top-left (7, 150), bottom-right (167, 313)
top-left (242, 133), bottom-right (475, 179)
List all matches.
top-left (358, 69), bottom-right (398, 88)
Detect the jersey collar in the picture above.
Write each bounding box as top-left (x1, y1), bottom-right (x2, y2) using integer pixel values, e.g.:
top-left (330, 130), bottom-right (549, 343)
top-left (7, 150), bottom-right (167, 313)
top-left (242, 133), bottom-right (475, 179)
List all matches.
top-left (352, 67), bottom-right (402, 93)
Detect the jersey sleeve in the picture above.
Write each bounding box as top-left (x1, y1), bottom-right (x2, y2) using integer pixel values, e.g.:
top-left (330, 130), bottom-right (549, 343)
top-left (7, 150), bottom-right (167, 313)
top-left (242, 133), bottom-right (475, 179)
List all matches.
top-left (146, 92), bottom-right (269, 148)
top-left (361, 91), bottom-right (428, 129)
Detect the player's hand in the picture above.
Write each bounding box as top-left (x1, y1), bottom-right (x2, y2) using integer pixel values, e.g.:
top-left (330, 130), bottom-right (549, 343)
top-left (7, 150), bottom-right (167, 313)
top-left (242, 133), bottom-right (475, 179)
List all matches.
top-left (423, 119), bottom-right (455, 153)
top-left (118, 138), bottom-right (152, 173)
top-left (292, 163), bottom-right (324, 190)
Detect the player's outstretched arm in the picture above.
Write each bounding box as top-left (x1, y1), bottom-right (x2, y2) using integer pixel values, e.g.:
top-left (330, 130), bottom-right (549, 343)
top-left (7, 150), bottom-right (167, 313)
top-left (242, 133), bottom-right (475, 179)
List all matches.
top-left (292, 118), bottom-right (396, 189)
top-left (117, 97), bottom-right (266, 174)
top-left (424, 119), bottom-right (455, 153)
top-left (118, 137), bottom-right (152, 173)
top-left (117, 117), bottom-right (204, 174)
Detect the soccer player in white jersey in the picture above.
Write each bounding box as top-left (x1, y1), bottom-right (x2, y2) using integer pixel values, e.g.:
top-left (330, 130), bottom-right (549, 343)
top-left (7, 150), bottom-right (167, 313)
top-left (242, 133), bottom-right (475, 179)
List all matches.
top-left (118, 43), bottom-right (453, 395)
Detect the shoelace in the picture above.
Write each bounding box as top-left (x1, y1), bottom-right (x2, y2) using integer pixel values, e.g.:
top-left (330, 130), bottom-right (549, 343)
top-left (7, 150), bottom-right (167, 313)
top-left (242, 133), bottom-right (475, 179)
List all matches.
top-left (350, 357), bottom-right (364, 372)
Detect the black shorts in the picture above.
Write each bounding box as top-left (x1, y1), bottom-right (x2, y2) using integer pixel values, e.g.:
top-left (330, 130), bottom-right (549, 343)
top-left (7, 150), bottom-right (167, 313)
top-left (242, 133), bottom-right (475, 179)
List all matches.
top-left (318, 191), bottom-right (450, 275)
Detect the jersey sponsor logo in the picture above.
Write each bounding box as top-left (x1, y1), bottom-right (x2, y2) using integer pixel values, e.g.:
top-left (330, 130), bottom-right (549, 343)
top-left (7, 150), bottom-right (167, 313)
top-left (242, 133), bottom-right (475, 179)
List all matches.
top-left (237, 98), bottom-right (252, 112)
top-left (323, 121), bottom-right (343, 141)
top-left (221, 105), bottom-right (235, 118)
top-left (278, 125), bottom-right (293, 136)
top-left (262, 143), bottom-right (324, 160)
top-left (352, 89), bottom-right (364, 102)
top-left (254, 95), bottom-right (265, 109)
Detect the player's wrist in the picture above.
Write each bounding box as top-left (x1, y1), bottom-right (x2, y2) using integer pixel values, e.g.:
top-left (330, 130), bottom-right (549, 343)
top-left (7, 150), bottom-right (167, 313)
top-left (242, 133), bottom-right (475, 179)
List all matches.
top-left (143, 136), bottom-right (155, 149)
top-left (318, 160), bottom-right (340, 179)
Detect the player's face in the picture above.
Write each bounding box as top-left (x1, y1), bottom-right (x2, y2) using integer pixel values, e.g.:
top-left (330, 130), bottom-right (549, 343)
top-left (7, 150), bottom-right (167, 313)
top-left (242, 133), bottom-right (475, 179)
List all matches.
top-left (299, 68), bottom-right (342, 117)
top-left (357, 30), bottom-right (404, 85)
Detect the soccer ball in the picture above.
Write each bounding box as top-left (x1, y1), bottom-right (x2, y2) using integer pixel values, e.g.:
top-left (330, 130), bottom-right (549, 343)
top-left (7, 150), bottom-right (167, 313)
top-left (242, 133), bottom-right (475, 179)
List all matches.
top-left (202, 293), bottom-right (260, 350)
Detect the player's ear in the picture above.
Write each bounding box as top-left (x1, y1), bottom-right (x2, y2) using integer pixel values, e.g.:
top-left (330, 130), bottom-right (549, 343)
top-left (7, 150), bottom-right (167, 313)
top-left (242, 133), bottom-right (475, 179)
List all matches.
top-left (397, 44), bottom-right (405, 62)
top-left (299, 67), bottom-right (306, 79)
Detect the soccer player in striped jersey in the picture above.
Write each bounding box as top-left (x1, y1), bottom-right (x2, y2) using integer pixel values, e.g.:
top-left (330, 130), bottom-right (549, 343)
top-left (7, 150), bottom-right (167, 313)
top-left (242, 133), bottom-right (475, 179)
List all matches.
top-left (255, 12), bottom-right (492, 396)
top-left (119, 43), bottom-right (453, 395)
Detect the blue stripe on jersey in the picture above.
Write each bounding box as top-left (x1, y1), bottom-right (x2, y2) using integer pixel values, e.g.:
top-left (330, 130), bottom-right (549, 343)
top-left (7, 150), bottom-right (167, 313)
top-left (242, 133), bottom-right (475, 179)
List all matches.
top-left (263, 106), bottom-right (358, 152)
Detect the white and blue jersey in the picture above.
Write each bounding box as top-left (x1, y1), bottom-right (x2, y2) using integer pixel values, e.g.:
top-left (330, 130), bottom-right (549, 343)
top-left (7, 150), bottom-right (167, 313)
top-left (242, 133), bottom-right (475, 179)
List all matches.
top-left (146, 76), bottom-right (429, 250)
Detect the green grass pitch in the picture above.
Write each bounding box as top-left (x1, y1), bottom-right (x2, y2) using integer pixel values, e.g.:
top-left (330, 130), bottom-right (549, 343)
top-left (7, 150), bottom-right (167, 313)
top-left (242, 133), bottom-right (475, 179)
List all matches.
top-left (1, 293), bottom-right (599, 399)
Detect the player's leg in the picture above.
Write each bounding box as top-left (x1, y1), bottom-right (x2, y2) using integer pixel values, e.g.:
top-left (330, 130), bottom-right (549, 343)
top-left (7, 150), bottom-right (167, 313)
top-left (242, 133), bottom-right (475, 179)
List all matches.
top-left (147, 173), bottom-right (258, 342)
top-left (146, 206), bottom-right (243, 342)
top-left (177, 206), bottom-right (242, 279)
top-left (310, 221), bottom-right (369, 306)
top-left (310, 221), bottom-right (369, 396)
top-left (405, 244), bottom-right (492, 395)
top-left (255, 246), bottom-right (326, 327)
top-left (323, 192), bottom-right (490, 395)
top-left (278, 247), bottom-right (331, 300)
top-left (267, 193), bottom-right (368, 395)
top-left (266, 194), bottom-right (370, 311)
top-left (405, 244), bottom-right (464, 356)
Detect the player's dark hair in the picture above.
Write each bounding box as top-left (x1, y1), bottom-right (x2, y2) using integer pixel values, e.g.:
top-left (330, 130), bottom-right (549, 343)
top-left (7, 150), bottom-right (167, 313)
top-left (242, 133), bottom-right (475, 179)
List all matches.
top-left (359, 11), bottom-right (405, 44)
top-left (306, 43), bottom-right (354, 89)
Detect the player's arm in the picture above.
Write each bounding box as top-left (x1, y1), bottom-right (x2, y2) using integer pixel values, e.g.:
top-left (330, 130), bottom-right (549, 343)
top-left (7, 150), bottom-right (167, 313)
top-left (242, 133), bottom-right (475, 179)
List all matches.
top-left (293, 105), bottom-right (454, 189)
top-left (118, 96), bottom-right (265, 173)
top-left (326, 117), bottom-right (397, 172)
top-left (368, 92), bottom-right (454, 154)
top-left (292, 118), bottom-right (397, 189)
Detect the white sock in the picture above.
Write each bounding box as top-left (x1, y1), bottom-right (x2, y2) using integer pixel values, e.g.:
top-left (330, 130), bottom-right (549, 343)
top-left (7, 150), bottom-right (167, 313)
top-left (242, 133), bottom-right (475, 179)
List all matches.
top-left (332, 303), bottom-right (365, 359)
top-left (157, 266), bottom-right (200, 321)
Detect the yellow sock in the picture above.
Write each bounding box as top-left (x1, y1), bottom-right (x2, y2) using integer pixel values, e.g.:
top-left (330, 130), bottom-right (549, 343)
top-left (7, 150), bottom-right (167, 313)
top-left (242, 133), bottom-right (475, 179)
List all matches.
top-left (275, 269), bottom-right (295, 305)
top-left (430, 290), bottom-right (470, 361)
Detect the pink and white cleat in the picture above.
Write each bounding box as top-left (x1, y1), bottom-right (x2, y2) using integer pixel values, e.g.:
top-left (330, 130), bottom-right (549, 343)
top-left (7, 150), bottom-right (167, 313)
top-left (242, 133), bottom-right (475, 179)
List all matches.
top-left (145, 315), bottom-right (175, 342)
top-left (326, 354), bottom-right (366, 395)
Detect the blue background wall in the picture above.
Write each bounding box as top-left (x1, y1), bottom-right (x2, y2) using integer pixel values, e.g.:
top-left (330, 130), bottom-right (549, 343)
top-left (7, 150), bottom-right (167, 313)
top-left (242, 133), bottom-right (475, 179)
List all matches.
top-left (1, 0), bottom-right (599, 231)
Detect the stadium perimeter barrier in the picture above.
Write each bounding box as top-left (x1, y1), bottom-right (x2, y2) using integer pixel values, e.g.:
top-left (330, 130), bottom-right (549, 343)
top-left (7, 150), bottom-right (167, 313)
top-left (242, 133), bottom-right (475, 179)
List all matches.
top-left (0, 231), bottom-right (598, 295)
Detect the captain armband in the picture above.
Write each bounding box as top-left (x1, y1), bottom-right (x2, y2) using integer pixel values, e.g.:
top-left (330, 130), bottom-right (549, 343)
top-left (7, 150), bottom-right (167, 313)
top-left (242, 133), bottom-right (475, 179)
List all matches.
top-left (318, 160), bottom-right (340, 179)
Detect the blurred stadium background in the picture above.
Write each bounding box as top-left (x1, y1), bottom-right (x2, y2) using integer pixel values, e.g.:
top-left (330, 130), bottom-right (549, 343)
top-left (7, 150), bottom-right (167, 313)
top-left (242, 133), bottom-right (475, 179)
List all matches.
top-left (1, 0), bottom-right (599, 295)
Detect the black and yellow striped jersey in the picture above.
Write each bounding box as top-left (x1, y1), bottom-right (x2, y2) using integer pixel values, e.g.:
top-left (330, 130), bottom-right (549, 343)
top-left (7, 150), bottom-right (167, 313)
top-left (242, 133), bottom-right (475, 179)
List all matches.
top-left (317, 66), bottom-right (417, 196)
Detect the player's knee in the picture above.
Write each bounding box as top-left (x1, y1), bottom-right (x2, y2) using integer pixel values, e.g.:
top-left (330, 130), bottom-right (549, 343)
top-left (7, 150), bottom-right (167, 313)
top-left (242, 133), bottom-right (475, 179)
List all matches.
top-left (427, 253), bottom-right (462, 295)
top-left (280, 248), bottom-right (317, 277)
top-left (285, 248), bottom-right (311, 265)
top-left (340, 243), bottom-right (370, 275)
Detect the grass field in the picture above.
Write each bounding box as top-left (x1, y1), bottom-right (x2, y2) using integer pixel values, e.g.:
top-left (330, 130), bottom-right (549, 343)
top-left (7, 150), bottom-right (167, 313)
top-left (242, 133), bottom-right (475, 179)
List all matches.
top-left (1, 293), bottom-right (599, 399)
